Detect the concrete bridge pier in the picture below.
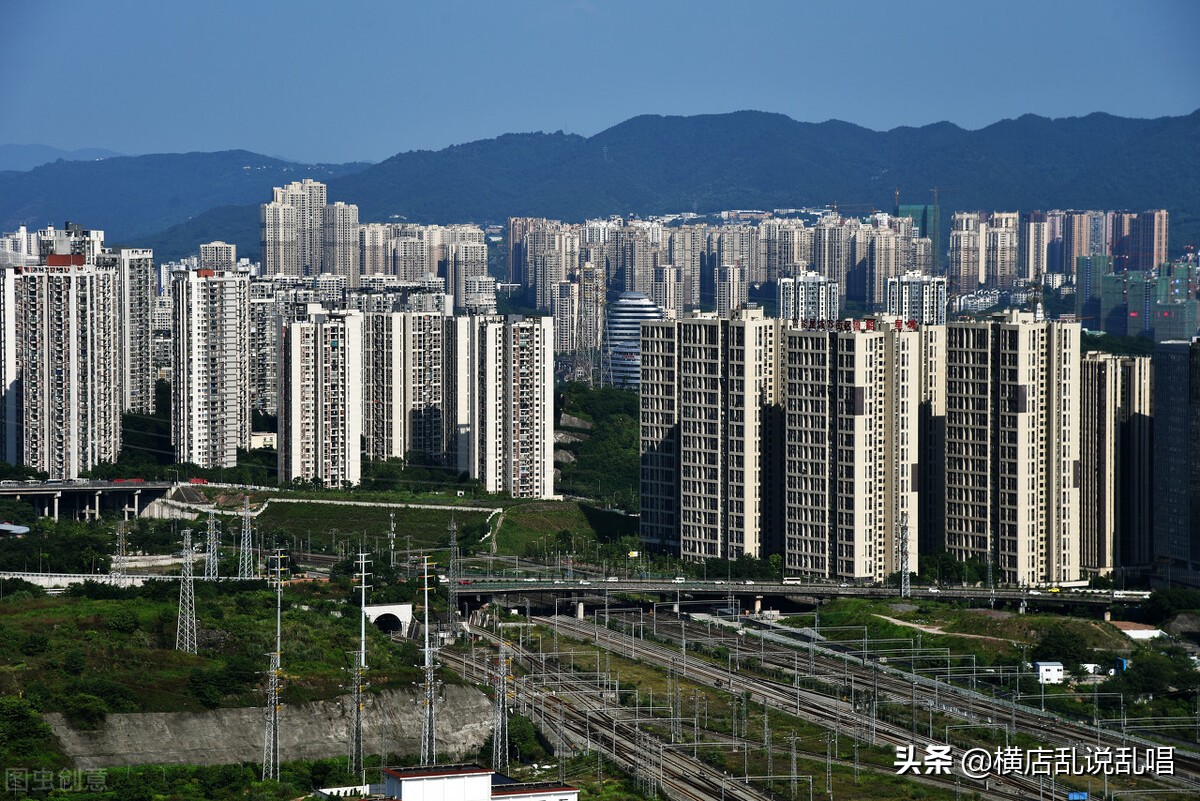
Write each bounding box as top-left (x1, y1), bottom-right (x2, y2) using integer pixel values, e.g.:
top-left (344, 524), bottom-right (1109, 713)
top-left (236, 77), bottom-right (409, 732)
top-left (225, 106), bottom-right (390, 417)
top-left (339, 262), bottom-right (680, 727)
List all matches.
top-left (575, 601), bottom-right (584, 620)
top-left (754, 596), bottom-right (762, 614)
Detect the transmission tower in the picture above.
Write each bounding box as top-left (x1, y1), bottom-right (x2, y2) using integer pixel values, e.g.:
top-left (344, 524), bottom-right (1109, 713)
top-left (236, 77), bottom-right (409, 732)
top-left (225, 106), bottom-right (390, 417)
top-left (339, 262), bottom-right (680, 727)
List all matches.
top-left (899, 511), bottom-right (911, 599)
top-left (420, 555), bottom-right (439, 766)
top-left (447, 516), bottom-right (459, 620)
top-left (238, 497), bottom-right (254, 578)
top-left (176, 530), bottom-right (197, 653)
top-left (348, 552), bottom-right (370, 784)
top-left (492, 641), bottom-right (510, 772)
top-left (112, 523), bottom-right (128, 586)
top-left (388, 511), bottom-right (396, 568)
top-left (262, 549), bottom-right (283, 781)
top-left (205, 511), bottom-right (220, 581)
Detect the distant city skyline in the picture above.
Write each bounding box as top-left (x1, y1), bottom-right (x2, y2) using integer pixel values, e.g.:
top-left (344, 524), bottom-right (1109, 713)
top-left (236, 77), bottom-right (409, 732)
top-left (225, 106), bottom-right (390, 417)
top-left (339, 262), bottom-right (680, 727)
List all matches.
top-left (1, 0), bottom-right (1198, 164)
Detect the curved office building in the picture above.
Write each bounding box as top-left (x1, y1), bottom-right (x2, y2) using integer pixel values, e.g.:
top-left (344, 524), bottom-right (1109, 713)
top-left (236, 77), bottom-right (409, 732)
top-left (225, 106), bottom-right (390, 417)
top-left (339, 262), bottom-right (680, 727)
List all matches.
top-left (605, 291), bottom-right (662, 389)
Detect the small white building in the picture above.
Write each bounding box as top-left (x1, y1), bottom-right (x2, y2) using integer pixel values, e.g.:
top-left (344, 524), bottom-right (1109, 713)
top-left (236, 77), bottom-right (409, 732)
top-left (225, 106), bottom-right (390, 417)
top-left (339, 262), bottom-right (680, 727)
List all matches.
top-left (1033, 661), bottom-right (1065, 685)
top-left (382, 765), bottom-right (578, 801)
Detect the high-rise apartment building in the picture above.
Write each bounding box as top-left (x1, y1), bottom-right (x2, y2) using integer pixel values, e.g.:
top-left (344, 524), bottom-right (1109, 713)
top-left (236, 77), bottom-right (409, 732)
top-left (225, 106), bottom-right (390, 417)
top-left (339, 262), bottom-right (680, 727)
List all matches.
top-left (1080, 353), bottom-right (1153, 575)
top-left (886, 271), bottom-right (947, 325)
top-left (322, 201), bottom-right (360, 286)
top-left (260, 201), bottom-right (299, 276)
top-left (780, 321), bottom-right (924, 581)
top-left (948, 213), bottom-right (983, 294)
top-left (0, 264), bottom-right (18, 464)
top-left (16, 256), bottom-right (121, 478)
top-left (274, 179), bottom-right (327, 275)
top-left (278, 305), bottom-right (363, 487)
top-left (640, 309), bottom-right (781, 560)
top-left (359, 223), bottom-right (392, 276)
top-left (248, 278), bottom-right (279, 416)
top-left (1152, 340), bottom-right (1200, 585)
top-left (445, 315), bottom-right (555, 499)
top-left (1019, 212), bottom-right (1048, 283)
top-left (1134, 209), bottom-right (1169, 272)
top-left (605, 292), bottom-right (662, 389)
top-left (172, 269), bottom-right (251, 468)
top-left (199, 241), bottom-right (237, 272)
top-left (777, 273), bottom-right (839, 322)
top-left (944, 311), bottom-right (1080, 586)
top-left (448, 240), bottom-right (488, 311)
top-left (984, 213), bottom-right (1019, 288)
top-left (98, 247), bottom-right (155, 413)
top-left (715, 264), bottom-right (746, 316)
top-left (552, 281), bottom-right (579, 355)
top-left (361, 311), bottom-right (445, 462)
top-left (651, 266), bottom-right (681, 321)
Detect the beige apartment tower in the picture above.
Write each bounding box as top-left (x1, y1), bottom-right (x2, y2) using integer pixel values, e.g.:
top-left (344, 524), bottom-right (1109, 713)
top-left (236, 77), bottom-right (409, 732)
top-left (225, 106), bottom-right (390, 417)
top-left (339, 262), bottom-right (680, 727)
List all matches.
top-left (944, 311), bottom-right (1081, 586)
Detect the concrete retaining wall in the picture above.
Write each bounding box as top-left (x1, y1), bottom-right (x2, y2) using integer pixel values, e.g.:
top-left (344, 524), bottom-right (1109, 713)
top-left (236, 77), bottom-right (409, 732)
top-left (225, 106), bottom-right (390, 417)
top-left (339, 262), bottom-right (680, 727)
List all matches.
top-left (45, 685), bottom-right (490, 769)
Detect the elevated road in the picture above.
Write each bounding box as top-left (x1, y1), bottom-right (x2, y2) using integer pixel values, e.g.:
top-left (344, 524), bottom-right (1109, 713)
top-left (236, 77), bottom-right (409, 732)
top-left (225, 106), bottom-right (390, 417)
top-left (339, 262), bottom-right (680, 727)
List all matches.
top-left (457, 576), bottom-right (1127, 609)
top-left (0, 479), bottom-right (177, 521)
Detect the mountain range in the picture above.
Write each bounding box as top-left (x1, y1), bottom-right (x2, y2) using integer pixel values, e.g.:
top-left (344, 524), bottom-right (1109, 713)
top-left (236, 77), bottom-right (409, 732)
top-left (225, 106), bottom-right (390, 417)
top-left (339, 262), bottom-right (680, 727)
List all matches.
top-left (0, 144), bottom-right (124, 172)
top-left (2, 109), bottom-right (1197, 261)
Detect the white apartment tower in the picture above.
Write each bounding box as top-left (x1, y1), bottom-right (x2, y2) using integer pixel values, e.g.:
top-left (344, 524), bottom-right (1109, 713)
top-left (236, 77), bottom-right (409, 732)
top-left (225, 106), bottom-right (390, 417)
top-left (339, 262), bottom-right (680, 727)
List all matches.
top-left (886, 271), bottom-right (948, 325)
top-left (260, 201), bottom-right (299, 276)
top-left (361, 312), bottom-right (445, 462)
top-left (98, 247), bottom-right (155, 413)
top-left (777, 273), bottom-right (839, 322)
top-left (16, 256), bottom-right (121, 478)
top-left (172, 269), bottom-right (251, 468)
top-left (446, 315), bottom-right (555, 499)
top-left (278, 305), bottom-right (363, 487)
top-left (274, 179), bottom-right (327, 274)
top-left (651, 265), bottom-right (681, 321)
top-left (322, 201), bottom-right (360, 286)
top-left (949, 212), bottom-right (984, 294)
top-left (985, 212), bottom-right (1020, 288)
top-left (715, 264), bottom-right (746, 316)
top-left (944, 311), bottom-right (1081, 586)
top-left (199, 241), bottom-right (237, 272)
top-left (552, 281), bottom-right (579, 355)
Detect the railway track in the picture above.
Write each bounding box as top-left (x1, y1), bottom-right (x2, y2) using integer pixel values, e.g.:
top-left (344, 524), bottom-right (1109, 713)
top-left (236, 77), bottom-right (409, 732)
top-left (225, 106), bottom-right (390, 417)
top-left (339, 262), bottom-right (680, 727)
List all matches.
top-left (458, 622), bottom-right (1040, 800)
top-left (539, 614), bottom-right (1200, 800)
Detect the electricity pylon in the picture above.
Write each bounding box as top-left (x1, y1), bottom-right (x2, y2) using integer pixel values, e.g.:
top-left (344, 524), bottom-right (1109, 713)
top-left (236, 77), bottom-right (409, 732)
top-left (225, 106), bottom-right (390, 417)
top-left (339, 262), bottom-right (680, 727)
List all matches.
top-left (205, 511), bottom-right (220, 580)
top-left (262, 550), bottom-right (284, 781)
top-left (176, 530), bottom-right (197, 653)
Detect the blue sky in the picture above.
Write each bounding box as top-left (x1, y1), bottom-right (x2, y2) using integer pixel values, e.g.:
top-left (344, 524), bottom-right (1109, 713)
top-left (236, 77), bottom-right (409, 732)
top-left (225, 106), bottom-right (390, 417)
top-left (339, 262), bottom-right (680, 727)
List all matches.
top-left (1, 0), bottom-right (1197, 164)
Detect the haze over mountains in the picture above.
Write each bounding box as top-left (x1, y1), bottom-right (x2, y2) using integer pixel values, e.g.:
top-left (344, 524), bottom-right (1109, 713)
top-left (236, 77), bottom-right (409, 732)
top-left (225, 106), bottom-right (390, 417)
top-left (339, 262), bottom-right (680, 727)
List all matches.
top-left (2, 109), bottom-right (1197, 261)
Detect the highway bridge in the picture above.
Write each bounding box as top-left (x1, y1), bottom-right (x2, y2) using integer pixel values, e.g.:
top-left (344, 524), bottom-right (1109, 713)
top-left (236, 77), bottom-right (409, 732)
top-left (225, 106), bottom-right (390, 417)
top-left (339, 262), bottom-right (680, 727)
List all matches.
top-left (0, 479), bottom-right (180, 520)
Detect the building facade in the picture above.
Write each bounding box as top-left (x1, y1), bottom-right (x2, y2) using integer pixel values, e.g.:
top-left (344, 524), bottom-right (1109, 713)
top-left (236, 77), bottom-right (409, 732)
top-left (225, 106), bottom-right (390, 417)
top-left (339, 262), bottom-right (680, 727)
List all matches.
top-left (172, 269), bottom-right (251, 468)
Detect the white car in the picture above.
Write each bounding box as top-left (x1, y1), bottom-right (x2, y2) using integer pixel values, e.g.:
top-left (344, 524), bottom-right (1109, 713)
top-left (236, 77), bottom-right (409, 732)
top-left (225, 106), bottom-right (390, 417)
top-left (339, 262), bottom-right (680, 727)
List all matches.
top-left (605, 576), bottom-right (619, 582)
top-left (672, 576), bottom-right (686, 584)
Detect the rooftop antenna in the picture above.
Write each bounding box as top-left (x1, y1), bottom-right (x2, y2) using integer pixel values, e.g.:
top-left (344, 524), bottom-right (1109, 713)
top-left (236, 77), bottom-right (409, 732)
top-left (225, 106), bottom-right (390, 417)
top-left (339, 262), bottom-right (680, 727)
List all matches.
top-left (420, 555), bottom-right (438, 766)
top-left (349, 552), bottom-right (370, 784)
top-left (176, 529), bottom-right (197, 654)
top-left (238, 497), bottom-right (254, 579)
top-left (205, 510), bottom-right (220, 581)
top-left (262, 548), bottom-right (284, 781)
